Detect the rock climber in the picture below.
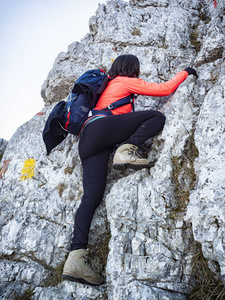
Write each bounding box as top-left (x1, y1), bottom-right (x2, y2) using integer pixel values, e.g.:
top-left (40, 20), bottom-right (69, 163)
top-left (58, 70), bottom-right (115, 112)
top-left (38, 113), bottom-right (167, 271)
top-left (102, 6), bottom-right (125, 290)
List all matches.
top-left (62, 54), bottom-right (197, 285)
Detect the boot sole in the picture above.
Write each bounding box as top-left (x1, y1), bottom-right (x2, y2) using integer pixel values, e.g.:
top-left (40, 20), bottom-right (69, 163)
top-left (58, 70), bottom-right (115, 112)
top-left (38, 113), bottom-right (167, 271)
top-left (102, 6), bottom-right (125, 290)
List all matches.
top-left (62, 274), bottom-right (103, 286)
top-left (113, 161), bottom-right (155, 170)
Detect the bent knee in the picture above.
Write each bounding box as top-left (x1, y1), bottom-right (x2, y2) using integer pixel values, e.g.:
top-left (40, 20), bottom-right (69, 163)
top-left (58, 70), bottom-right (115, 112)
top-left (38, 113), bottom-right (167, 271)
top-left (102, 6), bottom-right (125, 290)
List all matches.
top-left (156, 111), bottom-right (166, 126)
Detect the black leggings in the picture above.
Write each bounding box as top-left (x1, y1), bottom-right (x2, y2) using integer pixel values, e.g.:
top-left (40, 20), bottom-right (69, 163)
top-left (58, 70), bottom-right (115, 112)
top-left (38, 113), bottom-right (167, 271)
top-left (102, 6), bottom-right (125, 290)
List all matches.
top-left (70, 110), bottom-right (165, 250)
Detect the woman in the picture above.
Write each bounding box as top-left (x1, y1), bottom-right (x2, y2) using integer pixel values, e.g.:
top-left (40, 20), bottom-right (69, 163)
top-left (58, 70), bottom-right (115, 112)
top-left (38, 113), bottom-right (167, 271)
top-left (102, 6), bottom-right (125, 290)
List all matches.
top-left (62, 54), bottom-right (197, 285)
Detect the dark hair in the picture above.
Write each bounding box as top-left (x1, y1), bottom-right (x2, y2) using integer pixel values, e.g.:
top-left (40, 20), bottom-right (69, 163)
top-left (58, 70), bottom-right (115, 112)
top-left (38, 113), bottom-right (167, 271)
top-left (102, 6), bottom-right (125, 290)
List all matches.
top-left (108, 54), bottom-right (140, 78)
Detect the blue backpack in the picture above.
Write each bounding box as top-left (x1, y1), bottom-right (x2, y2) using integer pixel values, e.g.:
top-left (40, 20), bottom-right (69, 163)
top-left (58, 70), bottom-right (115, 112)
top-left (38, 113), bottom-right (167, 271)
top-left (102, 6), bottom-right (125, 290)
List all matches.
top-left (43, 68), bottom-right (134, 155)
top-left (64, 69), bottom-right (134, 134)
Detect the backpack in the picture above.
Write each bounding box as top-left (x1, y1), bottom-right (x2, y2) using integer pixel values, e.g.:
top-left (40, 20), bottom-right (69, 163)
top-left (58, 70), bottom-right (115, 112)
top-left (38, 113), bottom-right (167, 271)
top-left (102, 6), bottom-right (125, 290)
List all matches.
top-left (64, 69), bottom-right (108, 135)
top-left (64, 69), bottom-right (134, 135)
top-left (43, 68), bottom-right (134, 155)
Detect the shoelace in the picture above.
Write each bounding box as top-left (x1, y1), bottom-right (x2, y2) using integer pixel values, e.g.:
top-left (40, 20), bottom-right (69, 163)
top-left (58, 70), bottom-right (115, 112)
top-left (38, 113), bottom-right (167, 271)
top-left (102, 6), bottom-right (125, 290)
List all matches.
top-left (128, 147), bottom-right (143, 159)
top-left (85, 254), bottom-right (100, 273)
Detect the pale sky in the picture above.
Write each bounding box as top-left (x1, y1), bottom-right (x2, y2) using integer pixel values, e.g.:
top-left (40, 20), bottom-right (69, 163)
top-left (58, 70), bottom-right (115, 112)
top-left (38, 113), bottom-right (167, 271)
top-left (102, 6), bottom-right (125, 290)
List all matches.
top-left (0, 0), bottom-right (128, 140)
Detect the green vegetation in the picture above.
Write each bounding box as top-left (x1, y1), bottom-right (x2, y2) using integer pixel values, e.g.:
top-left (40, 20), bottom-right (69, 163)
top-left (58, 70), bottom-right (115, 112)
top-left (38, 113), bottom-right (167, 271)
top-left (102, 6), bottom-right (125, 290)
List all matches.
top-left (131, 28), bottom-right (141, 36)
top-left (57, 183), bottom-right (67, 197)
top-left (14, 287), bottom-right (34, 300)
top-left (190, 30), bottom-right (202, 53)
top-left (188, 243), bottom-right (225, 300)
top-left (95, 232), bottom-right (111, 267)
top-left (170, 131), bottom-right (199, 217)
top-left (64, 166), bottom-right (74, 175)
top-left (43, 260), bottom-right (65, 287)
top-left (88, 231), bottom-right (111, 272)
top-left (199, 5), bottom-right (211, 24)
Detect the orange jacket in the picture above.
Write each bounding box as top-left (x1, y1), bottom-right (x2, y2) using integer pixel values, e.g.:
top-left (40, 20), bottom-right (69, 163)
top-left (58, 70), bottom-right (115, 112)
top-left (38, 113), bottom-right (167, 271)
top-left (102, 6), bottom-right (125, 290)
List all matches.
top-left (94, 71), bottom-right (188, 115)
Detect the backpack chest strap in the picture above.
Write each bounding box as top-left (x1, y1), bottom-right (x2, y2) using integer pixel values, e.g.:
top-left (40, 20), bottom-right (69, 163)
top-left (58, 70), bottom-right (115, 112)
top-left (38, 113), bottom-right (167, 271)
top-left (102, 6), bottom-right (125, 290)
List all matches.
top-left (108, 95), bottom-right (135, 110)
top-left (92, 94), bottom-right (135, 116)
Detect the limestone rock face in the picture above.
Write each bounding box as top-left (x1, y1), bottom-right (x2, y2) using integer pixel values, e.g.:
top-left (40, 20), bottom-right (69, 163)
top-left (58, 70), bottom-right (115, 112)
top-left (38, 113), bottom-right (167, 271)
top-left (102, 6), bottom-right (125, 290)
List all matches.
top-left (0, 139), bottom-right (7, 157)
top-left (1, 0), bottom-right (225, 299)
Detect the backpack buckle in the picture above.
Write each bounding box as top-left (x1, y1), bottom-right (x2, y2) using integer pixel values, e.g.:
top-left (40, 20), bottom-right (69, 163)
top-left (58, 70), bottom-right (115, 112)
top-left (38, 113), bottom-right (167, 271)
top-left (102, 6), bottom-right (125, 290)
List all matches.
top-left (108, 104), bottom-right (114, 109)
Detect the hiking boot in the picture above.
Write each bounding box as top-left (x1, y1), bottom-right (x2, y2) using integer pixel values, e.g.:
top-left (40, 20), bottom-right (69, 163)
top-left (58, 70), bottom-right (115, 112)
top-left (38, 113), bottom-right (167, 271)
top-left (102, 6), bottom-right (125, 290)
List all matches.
top-left (113, 144), bottom-right (151, 166)
top-left (62, 249), bottom-right (103, 286)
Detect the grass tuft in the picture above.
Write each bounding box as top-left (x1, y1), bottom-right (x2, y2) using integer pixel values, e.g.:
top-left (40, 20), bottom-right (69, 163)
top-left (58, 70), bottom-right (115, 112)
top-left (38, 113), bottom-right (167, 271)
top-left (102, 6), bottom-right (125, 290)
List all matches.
top-left (57, 183), bottom-right (67, 197)
top-left (170, 131), bottom-right (199, 216)
top-left (64, 166), bottom-right (74, 175)
top-left (188, 244), bottom-right (225, 299)
top-left (190, 31), bottom-right (202, 53)
top-left (14, 286), bottom-right (34, 300)
top-left (88, 231), bottom-right (111, 274)
top-left (43, 260), bottom-right (65, 287)
top-left (131, 28), bottom-right (141, 36)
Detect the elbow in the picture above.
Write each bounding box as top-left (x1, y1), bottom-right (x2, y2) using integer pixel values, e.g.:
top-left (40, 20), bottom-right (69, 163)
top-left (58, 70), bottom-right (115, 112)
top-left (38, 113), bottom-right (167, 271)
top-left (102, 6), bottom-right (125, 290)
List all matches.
top-left (164, 88), bottom-right (177, 96)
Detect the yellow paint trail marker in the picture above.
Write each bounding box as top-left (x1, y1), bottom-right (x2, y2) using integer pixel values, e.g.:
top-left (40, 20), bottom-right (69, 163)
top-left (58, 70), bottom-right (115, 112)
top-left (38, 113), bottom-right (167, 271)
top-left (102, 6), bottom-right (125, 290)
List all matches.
top-left (20, 159), bottom-right (36, 181)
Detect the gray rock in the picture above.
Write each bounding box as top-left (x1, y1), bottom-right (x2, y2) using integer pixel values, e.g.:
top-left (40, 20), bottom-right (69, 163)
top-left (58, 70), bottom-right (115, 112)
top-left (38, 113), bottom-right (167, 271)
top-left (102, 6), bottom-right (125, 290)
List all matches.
top-left (0, 138), bottom-right (7, 159)
top-left (185, 74), bottom-right (225, 276)
top-left (1, 0), bottom-right (225, 299)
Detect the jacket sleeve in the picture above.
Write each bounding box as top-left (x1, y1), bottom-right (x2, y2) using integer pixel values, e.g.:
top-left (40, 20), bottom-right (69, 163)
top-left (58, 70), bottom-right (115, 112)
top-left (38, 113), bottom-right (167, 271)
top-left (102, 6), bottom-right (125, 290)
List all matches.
top-left (125, 71), bottom-right (188, 97)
